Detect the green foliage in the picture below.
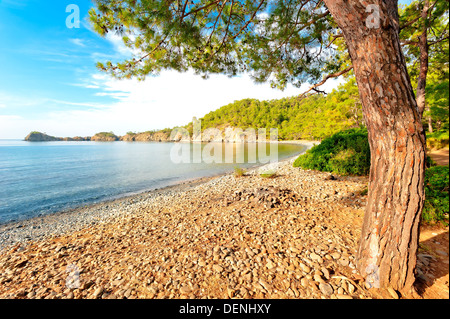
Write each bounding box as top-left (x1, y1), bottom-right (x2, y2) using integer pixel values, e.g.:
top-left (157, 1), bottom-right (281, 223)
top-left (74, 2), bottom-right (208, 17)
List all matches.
top-left (234, 166), bottom-right (246, 177)
top-left (89, 0), bottom-right (340, 88)
top-left (293, 126), bottom-right (448, 224)
top-left (259, 170), bottom-right (277, 178)
top-left (423, 165), bottom-right (449, 225)
top-left (293, 128), bottom-right (370, 176)
top-left (160, 128), bottom-right (173, 135)
top-left (400, 0), bottom-right (449, 134)
top-left (358, 186), bottom-right (368, 196)
top-left (400, 0), bottom-right (449, 87)
top-left (427, 131), bottom-right (450, 150)
top-left (95, 132), bottom-right (117, 138)
top-left (426, 155), bottom-right (437, 168)
top-left (427, 131), bottom-right (450, 140)
top-left (425, 79), bottom-right (449, 134)
top-left (196, 77), bottom-right (364, 141)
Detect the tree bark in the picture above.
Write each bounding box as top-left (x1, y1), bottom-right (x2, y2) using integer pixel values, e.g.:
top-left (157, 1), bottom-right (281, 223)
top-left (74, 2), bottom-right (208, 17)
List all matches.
top-left (427, 105), bottom-right (433, 133)
top-left (416, 0), bottom-right (430, 118)
top-left (323, 0), bottom-right (426, 294)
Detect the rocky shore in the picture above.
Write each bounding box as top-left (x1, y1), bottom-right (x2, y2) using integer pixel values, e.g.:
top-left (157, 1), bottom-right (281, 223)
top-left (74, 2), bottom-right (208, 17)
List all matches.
top-left (24, 131), bottom-right (321, 144)
top-left (0, 158), bottom-right (447, 299)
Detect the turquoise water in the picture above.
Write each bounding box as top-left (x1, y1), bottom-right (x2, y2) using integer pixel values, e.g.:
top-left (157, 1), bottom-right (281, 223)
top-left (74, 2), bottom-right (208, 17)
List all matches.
top-left (0, 140), bottom-right (307, 224)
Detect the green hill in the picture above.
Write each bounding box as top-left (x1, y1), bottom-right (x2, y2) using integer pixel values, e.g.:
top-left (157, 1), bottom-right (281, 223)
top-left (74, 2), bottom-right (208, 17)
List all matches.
top-left (186, 77), bottom-right (365, 141)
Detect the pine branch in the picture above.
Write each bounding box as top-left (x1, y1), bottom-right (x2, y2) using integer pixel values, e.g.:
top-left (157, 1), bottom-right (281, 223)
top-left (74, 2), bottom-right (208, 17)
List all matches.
top-left (299, 65), bottom-right (353, 98)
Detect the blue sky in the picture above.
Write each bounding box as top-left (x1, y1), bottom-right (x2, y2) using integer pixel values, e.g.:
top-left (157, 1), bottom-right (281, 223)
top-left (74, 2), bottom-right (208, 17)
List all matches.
top-left (0, 0), bottom-right (413, 138)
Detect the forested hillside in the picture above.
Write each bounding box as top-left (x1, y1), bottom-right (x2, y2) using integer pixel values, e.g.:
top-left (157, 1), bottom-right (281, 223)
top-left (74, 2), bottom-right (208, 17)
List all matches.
top-left (187, 78), bottom-right (364, 141)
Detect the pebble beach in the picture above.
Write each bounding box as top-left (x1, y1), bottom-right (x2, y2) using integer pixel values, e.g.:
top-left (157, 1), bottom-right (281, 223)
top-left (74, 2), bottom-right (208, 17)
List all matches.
top-left (0, 155), bottom-right (446, 299)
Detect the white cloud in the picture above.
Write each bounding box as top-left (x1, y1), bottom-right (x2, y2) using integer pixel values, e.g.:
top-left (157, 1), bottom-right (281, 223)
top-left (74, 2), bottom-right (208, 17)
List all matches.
top-left (87, 70), bottom-right (305, 129)
top-left (69, 38), bottom-right (86, 47)
top-left (97, 33), bottom-right (141, 60)
top-left (0, 104), bottom-right (6, 108)
top-left (47, 99), bottom-right (107, 109)
top-left (39, 70), bottom-right (341, 136)
top-left (105, 33), bottom-right (132, 56)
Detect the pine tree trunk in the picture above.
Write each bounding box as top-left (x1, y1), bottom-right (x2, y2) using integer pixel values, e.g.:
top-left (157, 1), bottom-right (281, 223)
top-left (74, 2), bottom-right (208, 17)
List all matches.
top-left (323, 0), bottom-right (426, 293)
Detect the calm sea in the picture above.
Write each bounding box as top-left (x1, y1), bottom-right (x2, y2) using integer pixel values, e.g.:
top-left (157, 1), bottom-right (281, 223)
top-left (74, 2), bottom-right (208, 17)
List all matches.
top-left (0, 140), bottom-right (307, 224)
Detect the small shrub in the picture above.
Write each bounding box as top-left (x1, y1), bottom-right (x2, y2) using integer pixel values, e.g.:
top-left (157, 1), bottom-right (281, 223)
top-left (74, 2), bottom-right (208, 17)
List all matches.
top-left (426, 155), bottom-right (437, 168)
top-left (293, 128), bottom-right (370, 176)
top-left (293, 128), bottom-right (448, 225)
top-left (260, 172), bottom-right (277, 178)
top-left (234, 167), bottom-right (246, 177)
top-left (96, 132), bottom-right (117, 138)
top-left (423, 165), bottom-right (449, 226)
top-left (357, 186), bottom-right (368, 196)
top-left (426, 131), bottom-right (449, 150)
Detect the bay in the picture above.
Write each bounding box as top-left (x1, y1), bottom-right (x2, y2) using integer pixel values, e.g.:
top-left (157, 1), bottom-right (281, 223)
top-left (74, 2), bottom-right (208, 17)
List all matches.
top-left (0, 140), bottom-right (307, 224)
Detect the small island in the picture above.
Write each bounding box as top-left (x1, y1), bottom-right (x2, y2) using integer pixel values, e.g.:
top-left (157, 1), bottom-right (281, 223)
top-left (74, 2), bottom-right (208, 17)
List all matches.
top-left (24, 131), bottom-right (91, 142)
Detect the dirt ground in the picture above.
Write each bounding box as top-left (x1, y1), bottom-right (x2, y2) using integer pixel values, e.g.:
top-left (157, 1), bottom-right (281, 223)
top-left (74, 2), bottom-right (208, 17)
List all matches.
top-left (414, 225), bottom-right (449, 299)
top-left (429, 148), bottom-right (449, 166)
top-left (416, 147), bottom-right (449, 299)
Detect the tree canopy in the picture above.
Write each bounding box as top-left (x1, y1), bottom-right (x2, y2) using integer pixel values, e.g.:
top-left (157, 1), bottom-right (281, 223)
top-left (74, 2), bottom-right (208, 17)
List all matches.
top-left (89, 0), bottom-right (341, 89)
top-left (186, 76), bottom-right (363, 140)
top-left (400, 0), bottom-right (449, 132)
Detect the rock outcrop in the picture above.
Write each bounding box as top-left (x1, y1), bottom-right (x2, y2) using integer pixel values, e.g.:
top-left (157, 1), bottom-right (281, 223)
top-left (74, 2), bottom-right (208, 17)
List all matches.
top-left (133, 132), bottom-right (170, 142)
top-left (120, 134), bottom-right (136, 142)
top-left (25, 132), bottom-right (62, 142)
top-left (25, 132), bottom-right (91, 142)
top-left (91, 133), bottom-right (119, 142)
top-left (61, 136), bottom-right (91, 141)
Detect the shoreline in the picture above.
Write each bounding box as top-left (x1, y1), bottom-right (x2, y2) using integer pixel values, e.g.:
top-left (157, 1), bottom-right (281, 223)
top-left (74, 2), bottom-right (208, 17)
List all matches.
top-left (0, 153), bottom-right (374, 299)
top-left (0, 149), bottom-right (309, 251)
top-left (0, 174), bottom-right (218, 251)
top-left (17, 138), bottom-right (320, 145)
top-left (0, 149), bottom-right (447, 300)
